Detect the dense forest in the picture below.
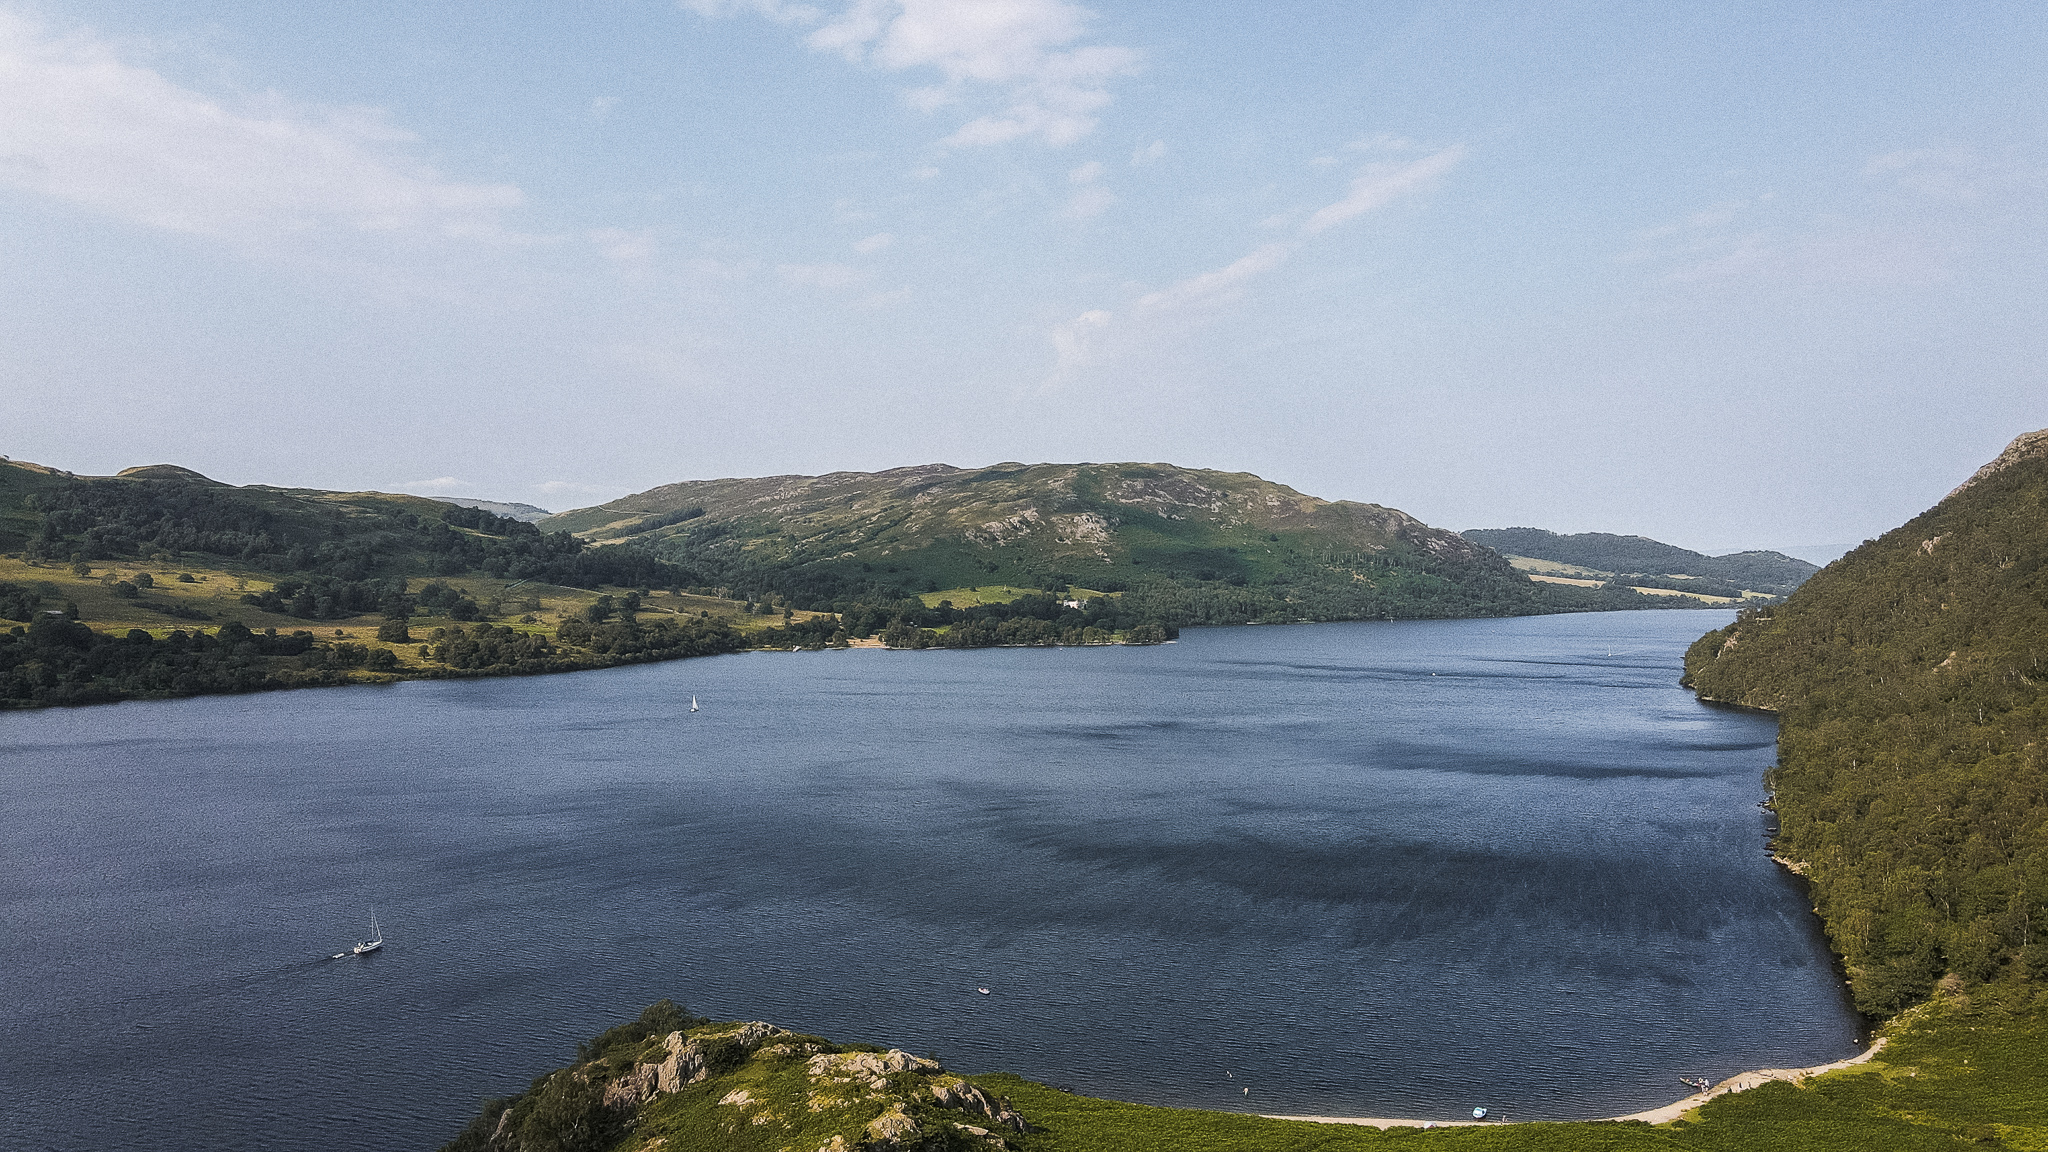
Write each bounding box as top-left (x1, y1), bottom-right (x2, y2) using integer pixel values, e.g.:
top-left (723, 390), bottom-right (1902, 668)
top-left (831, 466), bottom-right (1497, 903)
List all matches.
top-left (1683, 434), bottom-right (2048, 1017)
top-left (0, 607), bottom-right (745, 708)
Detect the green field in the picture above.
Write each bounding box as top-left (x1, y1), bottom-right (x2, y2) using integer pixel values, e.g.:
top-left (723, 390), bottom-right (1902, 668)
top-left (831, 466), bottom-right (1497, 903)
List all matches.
top-left (916, 584), bottom-right (1114, 608)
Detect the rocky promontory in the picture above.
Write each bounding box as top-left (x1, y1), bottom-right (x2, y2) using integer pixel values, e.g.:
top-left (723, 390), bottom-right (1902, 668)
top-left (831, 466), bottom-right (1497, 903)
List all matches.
top-left (441, 1002), bottom-right (1033, 1152)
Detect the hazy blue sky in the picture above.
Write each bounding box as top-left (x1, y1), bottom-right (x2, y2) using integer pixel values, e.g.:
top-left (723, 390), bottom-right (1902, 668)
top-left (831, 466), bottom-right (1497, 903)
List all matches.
top-left (3, 1), bottom-right (2043, 560)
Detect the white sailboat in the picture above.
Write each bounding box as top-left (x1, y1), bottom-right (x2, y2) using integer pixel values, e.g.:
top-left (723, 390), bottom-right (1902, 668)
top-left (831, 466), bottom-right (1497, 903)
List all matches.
top-left (689, 695), bottom-right (699, 712)
top-left (352, 912), bottom-right (383, 955)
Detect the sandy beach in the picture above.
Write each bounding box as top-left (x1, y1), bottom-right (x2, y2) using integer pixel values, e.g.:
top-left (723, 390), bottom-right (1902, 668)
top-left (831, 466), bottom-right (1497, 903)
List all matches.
top-left (1261, 1037), bottom-right (1888, 1130)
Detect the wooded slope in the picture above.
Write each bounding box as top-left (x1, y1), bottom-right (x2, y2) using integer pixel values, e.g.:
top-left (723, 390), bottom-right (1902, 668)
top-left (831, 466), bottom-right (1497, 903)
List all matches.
top-left (1684, 430), bottom-right (2048, 1016)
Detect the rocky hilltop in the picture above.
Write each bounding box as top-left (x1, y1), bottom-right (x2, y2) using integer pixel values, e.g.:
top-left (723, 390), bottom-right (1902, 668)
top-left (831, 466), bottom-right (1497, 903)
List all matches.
top-left (544, 461), bottom-right (1487, 571)
top-left (540, 461), bottom-right (1627, 624)
top-left (443, 1005), bottom-right (1033, 1152)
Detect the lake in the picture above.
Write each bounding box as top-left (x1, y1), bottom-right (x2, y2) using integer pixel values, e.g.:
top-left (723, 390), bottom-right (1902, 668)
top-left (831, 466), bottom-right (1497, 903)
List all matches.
top-left (0, 610), bottom-right (1862, 1148)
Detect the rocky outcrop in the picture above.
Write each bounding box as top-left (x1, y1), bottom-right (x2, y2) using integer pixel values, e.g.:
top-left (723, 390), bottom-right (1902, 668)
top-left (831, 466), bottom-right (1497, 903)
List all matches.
top-left (930, 1077), bottom-right (1032, 1133)
top-left (446, 1021), bottom-right (1036, 1152)
top-left (1947, 426), bottom-right (2048, 498)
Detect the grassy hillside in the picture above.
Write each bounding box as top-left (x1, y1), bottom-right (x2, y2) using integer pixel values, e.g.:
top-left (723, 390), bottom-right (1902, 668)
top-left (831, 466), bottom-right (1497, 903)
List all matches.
top-left (545, 462), bottom-right (1692, 625)
top-left (1683, 428), bottom-right (2048, 1018)
top-left (443, 996), bottom-right (2046, 1151)
top-left (1462, 528), bottom-right (1818, 597)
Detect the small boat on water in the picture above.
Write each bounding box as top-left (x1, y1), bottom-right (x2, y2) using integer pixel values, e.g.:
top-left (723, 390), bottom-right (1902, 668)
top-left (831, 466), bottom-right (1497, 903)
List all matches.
top-left (1471, 1107), bottom-right (1488, 1120)
top-left (689, 695), bottom-right (699, 712)
top-left (977, 987), bottom-right (990, 995)
top-left (352, 913), bottom-right (383, 955)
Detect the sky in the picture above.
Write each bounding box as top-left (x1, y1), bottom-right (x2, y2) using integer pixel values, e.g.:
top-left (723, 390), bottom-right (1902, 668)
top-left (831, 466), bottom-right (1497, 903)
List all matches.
top-left (1, 1), bottom-right (2043, 562)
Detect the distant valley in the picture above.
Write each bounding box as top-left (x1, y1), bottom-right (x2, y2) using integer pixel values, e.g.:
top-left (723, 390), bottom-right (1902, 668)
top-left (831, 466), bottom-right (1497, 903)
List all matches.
top-left (1461, 526), bottom-right (1820, 602)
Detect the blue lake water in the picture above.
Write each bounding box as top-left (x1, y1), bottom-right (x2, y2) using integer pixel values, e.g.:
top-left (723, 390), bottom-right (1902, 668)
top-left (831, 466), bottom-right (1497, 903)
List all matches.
top-left (0, 610), bottom-right (1861, 1148)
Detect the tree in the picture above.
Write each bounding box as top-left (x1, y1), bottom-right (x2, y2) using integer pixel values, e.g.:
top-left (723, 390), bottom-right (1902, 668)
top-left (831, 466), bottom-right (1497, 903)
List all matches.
top-left (377, 618), bottom-right (412, 643)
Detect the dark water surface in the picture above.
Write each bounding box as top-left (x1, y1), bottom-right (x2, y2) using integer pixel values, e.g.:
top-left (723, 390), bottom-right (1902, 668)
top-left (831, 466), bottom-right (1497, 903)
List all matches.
top-left (1, 611), bottom-right (1860, 1148)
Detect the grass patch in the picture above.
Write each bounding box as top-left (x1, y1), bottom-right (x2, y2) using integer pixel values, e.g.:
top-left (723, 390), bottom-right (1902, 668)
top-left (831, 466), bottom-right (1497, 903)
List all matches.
top-left (963, 1003), bottom-right (2048, 1152)
top-left (917, 584), bottom-right (1051, 608)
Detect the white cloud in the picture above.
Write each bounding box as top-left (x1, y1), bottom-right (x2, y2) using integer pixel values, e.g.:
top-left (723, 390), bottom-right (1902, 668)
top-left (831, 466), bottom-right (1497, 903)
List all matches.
top-left (402, 477), bottom-right (470, 495)
top-left (1863, 147), bottom-right (2045, 204)
top-left (590, 95), bottom-right (619, 117)
top-left (1068, 159), bottom-right (1104, 184)
top-left (1621, 192), bottom-right (1953, 288)
top-left (1301, 145), bottom-right (1467, 235)
top-left (694, 0), bottom-right (1139, 147)
top-left (535, 479), bottom-right (621, 501)
top-left (1049, 244), bottom-right (1292, 372)
top-left (1347, 133), bottom-right (1418, 153)
top-left (1130, 139), bottom-right (1164, 166)
top-left (1063, 184), bottom-right (1114, 219)
top-left (853, 230), bottom-right (895, 253)
top-left (1132, 242), bottom-right (1295, 315)
top-left (1050, 307), bottom-right (1112, 369)
top-left (1666, 227), bottom-right (1948, 287)
top-left (1047, 143), bottom-right (1468, 373)
top-left (0, 10), bottom-right (524, 244)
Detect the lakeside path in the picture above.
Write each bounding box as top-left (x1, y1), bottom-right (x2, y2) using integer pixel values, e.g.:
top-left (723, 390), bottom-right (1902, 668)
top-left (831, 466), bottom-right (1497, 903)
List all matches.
top-left (1260, 1037), bottom-right (1888, 1130)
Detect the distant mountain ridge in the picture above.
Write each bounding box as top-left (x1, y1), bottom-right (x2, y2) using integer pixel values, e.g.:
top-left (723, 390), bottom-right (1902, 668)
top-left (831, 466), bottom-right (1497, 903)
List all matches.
top-left (427, 496), bottom-right (553, 523)
top-left (1461, 527), bottom-right (1818, 596)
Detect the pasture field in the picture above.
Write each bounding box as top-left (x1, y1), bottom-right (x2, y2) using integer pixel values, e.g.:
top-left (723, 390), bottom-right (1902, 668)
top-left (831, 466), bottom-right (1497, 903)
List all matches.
top-left (917, 585), bottom-right (1116, 608)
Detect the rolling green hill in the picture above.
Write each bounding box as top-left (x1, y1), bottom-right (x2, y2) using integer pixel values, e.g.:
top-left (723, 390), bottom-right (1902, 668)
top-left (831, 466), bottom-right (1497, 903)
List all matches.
top-left (0, 458), bottom-right (765, 707)
top-left (545, 462), bottom-right (1681, 624)
top-left (1461, 527), bottom-right (1818, 596)
top-left (1684, 427), bottom-right (2048, 1018)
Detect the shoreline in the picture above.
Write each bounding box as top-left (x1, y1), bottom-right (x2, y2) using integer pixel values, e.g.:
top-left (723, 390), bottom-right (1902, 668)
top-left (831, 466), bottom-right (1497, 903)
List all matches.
top-left (1259, 1037), bottom-right (1887, 1130)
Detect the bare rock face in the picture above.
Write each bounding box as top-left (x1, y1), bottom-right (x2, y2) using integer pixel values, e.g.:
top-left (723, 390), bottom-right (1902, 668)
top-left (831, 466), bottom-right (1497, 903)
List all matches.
top-left (457, 1020), bottom-right (1032, 1152)
top-left (1948, 427), bottom-right (2048, 498)
top-left (806, 1049), bottom-right (940, 1083)
top-left (601, 1063), bottom-right (660, 1108)
top-left (931, 1078), bottom-right (1032, 1133)
top-left (863, 1102), bottom-right (922, 1144)
top-left (646, 1020), bottom-right (792, 1092)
